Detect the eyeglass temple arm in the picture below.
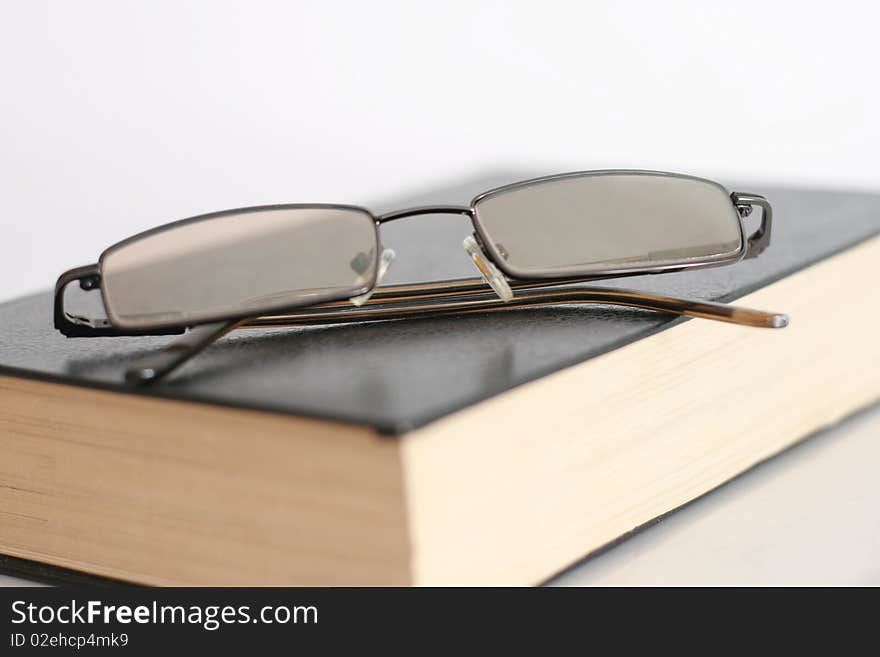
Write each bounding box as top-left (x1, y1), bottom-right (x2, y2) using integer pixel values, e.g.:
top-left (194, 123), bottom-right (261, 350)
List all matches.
top-left (125, 319), bottom-right (242, 384)
top-left (124, 281), bottom-right (788, 384)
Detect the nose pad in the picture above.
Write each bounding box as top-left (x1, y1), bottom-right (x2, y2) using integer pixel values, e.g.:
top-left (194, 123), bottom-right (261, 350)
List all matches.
top-left (349, 248), bottom-right (396, 306)
top-left (463, 235), bottom-right (513, 302)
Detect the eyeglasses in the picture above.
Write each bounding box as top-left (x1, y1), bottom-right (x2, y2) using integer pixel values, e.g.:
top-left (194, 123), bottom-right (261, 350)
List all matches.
top-left (54, 170), bottom-right (784, 383)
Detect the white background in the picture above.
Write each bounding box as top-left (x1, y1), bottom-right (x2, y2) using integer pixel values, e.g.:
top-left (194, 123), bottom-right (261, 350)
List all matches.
top-left (1, 0), bottom-right (878, 301)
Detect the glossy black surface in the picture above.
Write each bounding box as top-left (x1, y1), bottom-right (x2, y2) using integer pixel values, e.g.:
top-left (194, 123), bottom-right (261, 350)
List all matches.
top-left (2, 178), bottom-right (879, 434)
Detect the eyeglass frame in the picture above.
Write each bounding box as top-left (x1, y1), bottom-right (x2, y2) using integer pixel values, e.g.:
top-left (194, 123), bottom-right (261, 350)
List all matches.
top-left (54, 169), bottom-right (772, 342)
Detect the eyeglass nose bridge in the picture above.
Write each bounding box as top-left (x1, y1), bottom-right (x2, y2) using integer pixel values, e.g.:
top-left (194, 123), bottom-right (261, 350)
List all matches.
top-left (376, 205), bottom-right (474, 224)
top-left (373, 204), bottom-right (514, 302)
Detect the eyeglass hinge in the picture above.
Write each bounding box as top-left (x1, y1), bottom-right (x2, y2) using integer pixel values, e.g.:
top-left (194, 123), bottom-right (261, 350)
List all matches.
top-left (79, 274), bottom-right (101, 290)
top-left (731, 191), bottom-right (773, 259)
top-left (735, 202), bottom-right (753, 219)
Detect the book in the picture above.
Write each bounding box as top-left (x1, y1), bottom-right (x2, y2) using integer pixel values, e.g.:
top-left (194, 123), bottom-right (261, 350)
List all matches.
top-left (1, 177), bottom-right (879, 585)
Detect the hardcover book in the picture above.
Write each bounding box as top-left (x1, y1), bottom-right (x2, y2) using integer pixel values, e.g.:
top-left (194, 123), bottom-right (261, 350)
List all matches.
top-left (1, 176), bottom-right (879, 585)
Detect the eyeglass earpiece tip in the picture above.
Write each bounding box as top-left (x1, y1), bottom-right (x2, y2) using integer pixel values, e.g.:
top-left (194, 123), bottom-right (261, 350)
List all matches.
top-left (125, 366), bottom-right (156, 385)
top-left (771, 313), bottom-right (789, 329)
